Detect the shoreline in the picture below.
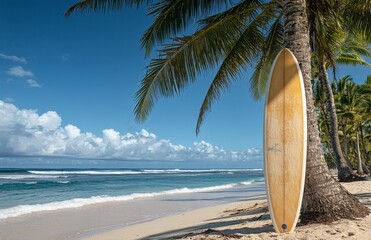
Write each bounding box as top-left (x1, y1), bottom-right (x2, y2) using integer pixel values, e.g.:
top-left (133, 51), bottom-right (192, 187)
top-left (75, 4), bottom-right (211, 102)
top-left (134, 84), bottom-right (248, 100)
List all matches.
top-left (0, 182), bottom-right (265, 240)
top-left (84, 197), bottom-right (267, 240)
top-left (0, 178), bottom-right (369, 240)
top-left (85, 179), bottom-right (371, 240)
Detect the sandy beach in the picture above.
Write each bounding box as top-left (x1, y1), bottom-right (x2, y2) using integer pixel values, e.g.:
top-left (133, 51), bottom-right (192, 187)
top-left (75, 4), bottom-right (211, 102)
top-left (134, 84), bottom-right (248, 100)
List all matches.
top-left (0, 183), bottom-right (266, 240)
top-left (0, 178), bottom-right (369, 240)
top-left (86, 179), bottom-right (371, 240)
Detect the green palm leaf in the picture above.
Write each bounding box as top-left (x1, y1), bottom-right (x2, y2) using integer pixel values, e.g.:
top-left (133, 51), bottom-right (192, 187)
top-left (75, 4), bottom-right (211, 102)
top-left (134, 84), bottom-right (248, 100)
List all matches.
top-left (65, 0), bottom-right (150, 16)
top-left (343, 0), bottom-right (371, 42)
top-left (134, 11), bottom-right (248, 122)
top-left (250, 13), bottom-right (283, 100)
top-left (141, 0), bottom-right (232, 56)
top-left (195, 7), bottom-right (277, 134)
top-left (336, 53), bottom-right (371, 66)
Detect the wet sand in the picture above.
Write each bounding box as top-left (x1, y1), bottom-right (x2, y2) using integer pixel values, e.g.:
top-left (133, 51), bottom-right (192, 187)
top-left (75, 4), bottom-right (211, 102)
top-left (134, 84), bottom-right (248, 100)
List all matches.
top-left (0, 183), bottom-right (265, 240)
top-left (87, 179), bottom-right (371, 240)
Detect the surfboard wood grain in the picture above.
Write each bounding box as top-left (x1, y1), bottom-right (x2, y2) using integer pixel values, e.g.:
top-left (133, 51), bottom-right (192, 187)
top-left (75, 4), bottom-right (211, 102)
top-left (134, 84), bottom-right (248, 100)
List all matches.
top-left (264, 48), bottom-right (307, 233)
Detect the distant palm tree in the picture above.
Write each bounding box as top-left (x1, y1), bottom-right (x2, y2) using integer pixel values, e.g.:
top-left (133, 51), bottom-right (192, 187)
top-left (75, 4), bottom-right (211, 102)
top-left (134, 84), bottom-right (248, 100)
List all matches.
top-left (335, 76), bottom-right (371, 177)
top-left (313, 34), bottom-right (370, 182)
top-left (314, 79), bottom-right (336, 166)
top-left (66, 0), bottom-right (370, 222)
top-left (337, 77), bottom-right (371, 176)
top-left (360, 76), bottom-right (371, 168)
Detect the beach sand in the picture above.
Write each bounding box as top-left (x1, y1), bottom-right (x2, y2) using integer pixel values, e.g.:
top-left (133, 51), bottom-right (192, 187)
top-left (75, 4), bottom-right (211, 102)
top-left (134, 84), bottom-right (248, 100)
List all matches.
top-left (86, 179), bottom-right (371, 240)
top-left (0, 183), bottom-right (265, 240)
top-left (0, 179), bottom-right (369, 240)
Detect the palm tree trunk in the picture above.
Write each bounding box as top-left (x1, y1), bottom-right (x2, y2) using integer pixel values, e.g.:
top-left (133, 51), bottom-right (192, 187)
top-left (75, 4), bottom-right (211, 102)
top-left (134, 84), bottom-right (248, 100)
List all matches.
top-left (320, 107), bottom-right (337, 167)
top-left (320, 106), bottom-right (331, 141)
top-left (359, 125), bottom-right (370, 175)
top-left (282, 0), bottom-right (369, 222)
top-left (362, 162), bottom-right (370, 175)
top-left (318, 60), bottom-right (352, 181)
top-left (356, 131), bottom-right (364, 176)
top-left (342, 121), bottom-right (352, 167)
top-left (324, 140), bottom-right (337, 168)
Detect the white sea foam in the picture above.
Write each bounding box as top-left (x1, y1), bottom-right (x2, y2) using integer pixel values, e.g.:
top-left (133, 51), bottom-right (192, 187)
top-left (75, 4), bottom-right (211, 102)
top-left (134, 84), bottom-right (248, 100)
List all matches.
top-left (25, 181), bottom-right (38, 185)
top-left (57, 181), bottom-right (70, 184)
top-left (0, 175), bottom-right (64, 180)
top-left (143, 169), bottom-right (208, 174)
top-left (28, 170), bottom-right (141, 175)
top-left (240, 181), bottom-right (253, 185)
top-left (0, 183), bottom-right (238, 219)
top-left (143, 169), bottom-right (262, 174)
top-left (27, 169), bottom-right (262, 176)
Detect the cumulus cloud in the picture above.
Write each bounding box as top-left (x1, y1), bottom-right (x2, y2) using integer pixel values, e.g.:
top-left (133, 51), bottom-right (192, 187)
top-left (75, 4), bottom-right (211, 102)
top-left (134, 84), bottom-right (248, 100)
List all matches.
top-left (26, 79), bottom-right (41, 88)
top-left (7, 66), bottom-right (34, 78)
top-left (0, 53), bottom-right (27, 63)
top-left (0, 101), bottom-right (261, 162)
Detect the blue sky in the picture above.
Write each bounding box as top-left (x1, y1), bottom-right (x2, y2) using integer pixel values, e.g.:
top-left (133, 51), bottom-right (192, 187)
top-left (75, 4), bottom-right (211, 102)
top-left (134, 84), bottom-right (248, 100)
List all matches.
top-left (0, 1), bottom-right (369, 168)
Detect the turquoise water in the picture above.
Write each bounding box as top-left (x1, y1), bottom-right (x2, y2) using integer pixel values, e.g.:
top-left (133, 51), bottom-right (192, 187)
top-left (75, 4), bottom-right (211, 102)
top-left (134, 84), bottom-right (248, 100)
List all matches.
top-left (0, 168), bottom-right (264, 219)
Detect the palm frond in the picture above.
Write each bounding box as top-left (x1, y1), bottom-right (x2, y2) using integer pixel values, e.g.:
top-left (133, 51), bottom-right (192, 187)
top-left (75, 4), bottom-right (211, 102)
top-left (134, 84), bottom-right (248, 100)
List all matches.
top-left (140, 0), bottom-right (277, 57)
top-left (314, 12), bottom-right (345, 67)
top-left (195, 7), bottom-right (277, 134)
top-left (336, 53), bottom-right (371, 66)
top-left (343, 0), bottom-right (371, 42)
top-left (340, 38), bottom-right (371, 58)
top-left (65, 0), bottom-right (150, 16)
top-left (141, 0), bottom-right (232, 56)
top-left (309, 0), bottom-right (346, 67)
top-left (250, 13), bottom-right (283, 100)
top-left (199, 0), bottom-right (277, 26)
top-left (134, 10), bottom-right (247, 122)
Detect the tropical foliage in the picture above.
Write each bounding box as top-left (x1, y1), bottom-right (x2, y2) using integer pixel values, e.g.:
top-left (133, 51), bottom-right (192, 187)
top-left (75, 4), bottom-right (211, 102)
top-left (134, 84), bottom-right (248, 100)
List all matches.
top-left (311, 32), bottom-right (370, 181)
top-left (315, 75), bottom-right (371, 175)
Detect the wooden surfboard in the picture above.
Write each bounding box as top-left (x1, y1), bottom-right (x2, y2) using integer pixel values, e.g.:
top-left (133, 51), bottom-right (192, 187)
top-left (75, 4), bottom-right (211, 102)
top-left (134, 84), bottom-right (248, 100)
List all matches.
top-left (264, 48), bottom-right (307, 233)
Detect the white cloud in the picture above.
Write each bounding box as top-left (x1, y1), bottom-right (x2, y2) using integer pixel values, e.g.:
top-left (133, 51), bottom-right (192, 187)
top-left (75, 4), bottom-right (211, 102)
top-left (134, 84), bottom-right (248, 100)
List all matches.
top-left (0, 53), bottom-right (27, 63)
top-left (0, 101), bottom-right (261, 162)
top-left (65, 124), bottom-right (80, 139)
top-left (26, 79), bottom-right (41, 88)
top-left (38, 111), bottom-right (61, 131)
top-left (7, 66), bottom-right (34, 78)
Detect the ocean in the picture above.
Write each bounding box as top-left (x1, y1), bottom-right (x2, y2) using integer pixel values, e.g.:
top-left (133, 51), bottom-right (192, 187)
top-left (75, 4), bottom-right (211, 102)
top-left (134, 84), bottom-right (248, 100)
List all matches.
top-left (0, 168), bottom-right (264, 220)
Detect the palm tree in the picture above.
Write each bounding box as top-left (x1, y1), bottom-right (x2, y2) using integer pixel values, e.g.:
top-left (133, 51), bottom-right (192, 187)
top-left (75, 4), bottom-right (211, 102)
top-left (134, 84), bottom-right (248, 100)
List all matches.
top-left (308, 0), bottom-right (371, 182)
top-left (312, 34), bottom-right (370, 181)
top-left (313, 79), bottom-right (337, 167)
top-left (282, 0), bottom-right (367, 222)
top-left (335, 77), bottom-right (371, 177)
top-left (66, 0), bottom-right (369, 222)
top-left (360, 77), bottom-right (371, 172)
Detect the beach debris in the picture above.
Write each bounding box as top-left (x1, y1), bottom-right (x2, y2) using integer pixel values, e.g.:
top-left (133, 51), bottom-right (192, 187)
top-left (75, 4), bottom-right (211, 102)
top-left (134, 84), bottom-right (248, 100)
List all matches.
top-left (223, 202), bottom-right (269, 219)
top-left (253, 214), bottom-right (271, 221)
top-left (202, 229), bottom-right (242, 239)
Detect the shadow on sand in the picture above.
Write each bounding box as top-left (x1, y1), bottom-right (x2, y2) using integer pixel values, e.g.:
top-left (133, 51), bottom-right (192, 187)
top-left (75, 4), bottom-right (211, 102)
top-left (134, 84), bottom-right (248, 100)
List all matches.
top-left (139, 199), bottom-right (273, 239)
top-left (353, 192), bottom-right (371, 206)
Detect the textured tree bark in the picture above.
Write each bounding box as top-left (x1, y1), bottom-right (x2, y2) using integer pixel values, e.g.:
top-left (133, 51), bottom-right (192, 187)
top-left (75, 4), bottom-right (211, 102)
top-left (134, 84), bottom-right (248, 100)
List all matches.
top-left (359, 125), bottom-right (370, 175)
top-left (319, 61), bottom-right (353, 182)
top-left (355, 131), bottom-right (364, 176)
top-left (319, 106), bottom-right (337, 167)
top-left (342, 120), bottom-right (352, 167)
top-left (282, 0), bottom-right (369, 222)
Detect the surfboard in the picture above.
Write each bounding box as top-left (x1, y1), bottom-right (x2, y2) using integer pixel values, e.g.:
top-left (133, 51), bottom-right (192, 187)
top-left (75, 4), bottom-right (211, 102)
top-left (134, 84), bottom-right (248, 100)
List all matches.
top-left (264, 48), bottom-right (307, 233)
